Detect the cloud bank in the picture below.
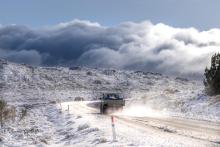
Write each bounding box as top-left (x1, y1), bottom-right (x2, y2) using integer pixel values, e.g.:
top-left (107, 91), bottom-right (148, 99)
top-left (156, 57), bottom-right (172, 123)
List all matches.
top-left (0, 20), bottom-right (219, 78)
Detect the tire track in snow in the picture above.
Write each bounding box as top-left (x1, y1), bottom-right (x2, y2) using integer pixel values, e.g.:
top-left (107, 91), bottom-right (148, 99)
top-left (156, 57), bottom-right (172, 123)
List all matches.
top-left (64, 101), bottom-right (220, 147)
top-left (115, 116), bottom-right (220, 145)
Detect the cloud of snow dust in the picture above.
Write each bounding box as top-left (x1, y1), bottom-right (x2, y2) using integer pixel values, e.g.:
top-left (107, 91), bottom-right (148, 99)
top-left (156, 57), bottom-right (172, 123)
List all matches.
top-left (117, 105), bottom-right (168, 118)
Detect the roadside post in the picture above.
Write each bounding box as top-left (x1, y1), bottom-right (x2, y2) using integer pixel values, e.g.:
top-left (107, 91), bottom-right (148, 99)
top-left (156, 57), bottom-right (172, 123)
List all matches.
top-left (60, 103), bottom-right (62, 111)
top-left (111, 115), bottom-right (117, 142)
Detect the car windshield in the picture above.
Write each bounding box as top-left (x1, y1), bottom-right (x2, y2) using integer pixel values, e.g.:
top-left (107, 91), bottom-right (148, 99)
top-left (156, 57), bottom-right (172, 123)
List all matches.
top-left (105, 94), bottom-right (121, 99)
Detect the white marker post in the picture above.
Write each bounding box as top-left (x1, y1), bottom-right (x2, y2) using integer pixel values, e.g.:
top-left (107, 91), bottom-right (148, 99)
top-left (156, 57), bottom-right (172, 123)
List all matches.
top-left (111, 115), bottom-right (117, 142)
top-left (60, 103), bottom-right (62, 111)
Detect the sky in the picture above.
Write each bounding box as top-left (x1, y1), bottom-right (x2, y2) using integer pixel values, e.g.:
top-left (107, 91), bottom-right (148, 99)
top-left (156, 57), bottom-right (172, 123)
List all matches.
top-left (0, 0), bottom-right (220, 79)
top-left (0, 0), bottom-right (220, 30)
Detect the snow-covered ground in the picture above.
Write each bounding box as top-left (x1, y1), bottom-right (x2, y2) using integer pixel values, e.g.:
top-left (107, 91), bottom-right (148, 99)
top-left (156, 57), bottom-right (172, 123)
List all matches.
top-left (2, 101), bottom-right (218, 147)
top-left (0, 59), bottom-right (220, 146)
top-left (1, 59), bottom-right (219, 122)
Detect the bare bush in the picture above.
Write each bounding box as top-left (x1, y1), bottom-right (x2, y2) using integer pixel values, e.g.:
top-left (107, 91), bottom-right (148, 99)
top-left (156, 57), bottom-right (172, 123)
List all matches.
top-left (0, 100), bottom-right (16, 128)
top-left (74, 97), bottom-right (85, 101)
top-left (0, 99), bottom-right (7, 127)
top-left (93, 80), bottom-right (102, 84)
top-left (19, 107), bottom-right (27, 121)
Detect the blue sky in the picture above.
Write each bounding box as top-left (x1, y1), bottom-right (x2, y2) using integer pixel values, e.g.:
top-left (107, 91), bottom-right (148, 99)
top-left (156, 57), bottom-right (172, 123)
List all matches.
top-left (0, 0), bottom-right (220, 30)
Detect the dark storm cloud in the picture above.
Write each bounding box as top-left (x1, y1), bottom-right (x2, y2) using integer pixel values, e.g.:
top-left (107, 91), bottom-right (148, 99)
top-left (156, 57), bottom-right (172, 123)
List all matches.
top-left (0, 20), bottom-right (219, 77)
top-left (5, 50), bottom-right (41, 66)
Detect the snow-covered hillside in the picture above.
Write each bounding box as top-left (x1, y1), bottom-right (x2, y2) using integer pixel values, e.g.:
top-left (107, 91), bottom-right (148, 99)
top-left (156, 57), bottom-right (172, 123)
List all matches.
top-left (0, 59), bottom-right (219, 122)
top-left (0, 59), bottom-right (220, 146)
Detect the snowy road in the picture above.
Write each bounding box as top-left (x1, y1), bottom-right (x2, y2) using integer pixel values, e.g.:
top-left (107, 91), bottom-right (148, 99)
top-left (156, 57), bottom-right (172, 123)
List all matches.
top-left (61, 101), bottom-right (220, 147)
top-left (116, 116), bottom-right (220, 143)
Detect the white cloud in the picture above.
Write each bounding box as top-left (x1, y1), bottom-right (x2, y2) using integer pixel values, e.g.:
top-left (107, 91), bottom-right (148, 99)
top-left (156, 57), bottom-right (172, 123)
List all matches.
top-left (0, 20), bottom-right (219, 78)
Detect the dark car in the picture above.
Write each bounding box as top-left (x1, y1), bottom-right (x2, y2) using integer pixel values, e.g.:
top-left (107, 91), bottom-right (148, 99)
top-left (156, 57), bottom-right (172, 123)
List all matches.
top-left (100, 93), bottom-right (125, 114)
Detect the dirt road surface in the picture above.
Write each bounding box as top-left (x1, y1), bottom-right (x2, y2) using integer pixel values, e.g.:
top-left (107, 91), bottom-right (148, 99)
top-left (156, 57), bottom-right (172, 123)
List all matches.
top-left (61, 101), bottom-right (220, 147)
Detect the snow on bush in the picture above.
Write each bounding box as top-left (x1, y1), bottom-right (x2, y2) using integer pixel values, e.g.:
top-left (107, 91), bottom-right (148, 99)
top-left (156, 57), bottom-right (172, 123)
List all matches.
top-left (77, 123), bottom-right (90, 131)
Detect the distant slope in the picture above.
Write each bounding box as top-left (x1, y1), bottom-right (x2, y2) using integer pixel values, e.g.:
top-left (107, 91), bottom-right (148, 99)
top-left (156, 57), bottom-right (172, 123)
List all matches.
top-left (0, 59), bottom-right (219, 122)
top-left (0, 58), bottom-right (200, 94)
